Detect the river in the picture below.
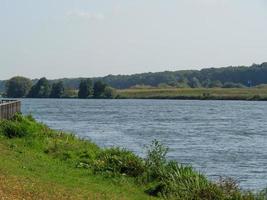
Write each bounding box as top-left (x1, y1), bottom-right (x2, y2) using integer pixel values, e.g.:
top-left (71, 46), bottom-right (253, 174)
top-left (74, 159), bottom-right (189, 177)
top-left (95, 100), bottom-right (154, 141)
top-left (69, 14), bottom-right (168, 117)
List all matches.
top-left (21, 99), bottom-right (267, 190)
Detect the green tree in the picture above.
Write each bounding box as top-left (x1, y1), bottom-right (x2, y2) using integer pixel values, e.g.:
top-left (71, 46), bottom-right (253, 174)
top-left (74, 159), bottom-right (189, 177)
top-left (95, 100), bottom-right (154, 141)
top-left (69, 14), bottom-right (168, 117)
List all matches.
top-left (210, 80), bottom-right (223, 88)
top-left (28, 77), bottom-right (51, 98)
top-left (222, 82), bottom-right (246, 88)
top-left (78, 79), bottom-right (93, 98)
top-left (50, 81), bottom-right (64, 98)
top-left (93, 80), bottom-right (107, 98)
top-left (103, 87), bottom-right (116, 98)
top-left (5, 76), bottom-right (32, 98)
top-left (190, 77), bottom-right (201, 88)
top-left (62, 88), bottom-right (78, 98)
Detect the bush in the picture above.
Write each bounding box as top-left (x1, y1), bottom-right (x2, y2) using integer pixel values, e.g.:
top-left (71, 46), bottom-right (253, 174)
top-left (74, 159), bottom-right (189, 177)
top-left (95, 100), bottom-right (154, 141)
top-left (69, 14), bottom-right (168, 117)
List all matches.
top-left (0, 120), bottom-right (29, 138)
top-left (144, 140), bottom-right (168, 181)
top-left (143, 141), bottom-right (236, 199)
top-left (103, 87), bottom-right (116, 98)
top-left (93, 148), bottom-right (145, 177)
top-left (0, 114), bottom-right (40, 138)
top-left (144, 159), bottom-right (217, 199)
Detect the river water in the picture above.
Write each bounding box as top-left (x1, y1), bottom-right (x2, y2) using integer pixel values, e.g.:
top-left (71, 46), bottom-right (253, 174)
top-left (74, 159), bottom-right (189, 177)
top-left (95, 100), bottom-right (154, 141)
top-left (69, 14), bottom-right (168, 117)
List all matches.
top-left (21, 99), bottom-right (267, 190)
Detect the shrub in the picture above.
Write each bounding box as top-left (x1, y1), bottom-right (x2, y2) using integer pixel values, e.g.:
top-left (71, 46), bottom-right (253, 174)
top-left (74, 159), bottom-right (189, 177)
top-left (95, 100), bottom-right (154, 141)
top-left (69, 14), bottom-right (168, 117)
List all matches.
top-left (145, 160), bottom-right (218, 199)
top-left (144, 140), bottom-right (168, 181)
top-left (143, 141), bottom-right (230, 199)
top-left (0, 120), bottom-right (29, 138)
top-left (93, 148), bottom-right (145, 177)
top-left (0, 114), bottom-right (41, 138)
top-left (143, 141), bottom-right (267, 200)
top-left (249, 95), bottom-right (261, 100)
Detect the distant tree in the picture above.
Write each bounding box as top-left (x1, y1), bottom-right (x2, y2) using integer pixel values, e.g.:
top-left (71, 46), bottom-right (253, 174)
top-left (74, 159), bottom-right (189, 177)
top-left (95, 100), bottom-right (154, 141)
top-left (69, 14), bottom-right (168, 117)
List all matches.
top-left (203, 79), bottom-right (223, 88)
top-left (210, 80), bottom-right (223, 88)
top-left (78, 79), bottom-right (93, 98)
top-left (28, 77), bottom-right (51, 98)
top-left (0, 80), bottom-right (6, 94)
top-left (50, 81), bottom-right (64, 98)
top-left (103, 87), bottom-right (116, 98)
top-left (190, 77), bottom-right (202, 88)
top-left (176, 76), bottom-right (189, 88)
top-left (93, 80), bottom-right (107, 98)
top-left (63, 88), bottom-right (78, 98)
top-left (5, 76), bottom-right (32, 98)
top-left (11, 62), bottom-right (266, 90)
top-left (222, 82), bottom-right (246, 88)
top-left (158, 83), bottom-right (172, 88)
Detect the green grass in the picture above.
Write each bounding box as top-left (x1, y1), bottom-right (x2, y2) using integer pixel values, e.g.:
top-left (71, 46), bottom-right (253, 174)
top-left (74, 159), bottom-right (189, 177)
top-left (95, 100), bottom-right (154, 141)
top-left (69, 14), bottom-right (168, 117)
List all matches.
top-left (0, 114), bottom-right (266, 199)
top-left (117, 87), bottom-right (267, 100)
top-left (0, 115), bottom-right (154, 200)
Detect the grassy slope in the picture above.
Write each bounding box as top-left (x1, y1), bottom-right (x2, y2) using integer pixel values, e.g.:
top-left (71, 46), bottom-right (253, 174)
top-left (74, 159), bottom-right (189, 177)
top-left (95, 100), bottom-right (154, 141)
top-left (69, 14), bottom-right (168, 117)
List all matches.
top-left (117, 87), bottom-right (267, 100)
top-left (0, 118), bottom-right (154, 200)
top-left (0, 115), bottom-right (266, 200)
top-left (0, 145), bottom-right (152, 200)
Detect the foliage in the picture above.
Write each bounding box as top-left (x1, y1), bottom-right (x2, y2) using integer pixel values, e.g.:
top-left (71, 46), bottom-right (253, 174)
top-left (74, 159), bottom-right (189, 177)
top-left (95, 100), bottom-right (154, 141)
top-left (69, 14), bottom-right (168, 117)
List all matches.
top-left (146, 162), bottom-right (214, 199)
top-left (28, 77), bottom-right (51, 98)
top-left (141, 141), bottom-right (267, 200)
top-left (53, 62), bottom-right (267, 89)
top-left (189, 77), bottom-right (202, 88)
top-left (0, 114), bottom-right (38, 138)
top-left (50, 81), bottom-right (64, 98)
top-left (0, 80), bottom-right (5, 93)
top-left (204, 80), bottom-right (223, 88)
top-left (103, 86), bottom-right (116, 98)
top-left (78, 79), bottom-right (93, 98)
top-left (93, 148), bottom-right (145, 177)
top-left (144, 140), bottom-right (168, 181)
top-left (3, 63), bottom-right (267, 98)
top-left (62, 88), bottom-right (78, 98)
top-left (93, 80), bottom-right (107, 98)
top-left (222, 82), bottom-right (246, 88)
top-left (0, 119), bottom-right (29, 138)
top-left (5, 76), bottom-right (32, 98)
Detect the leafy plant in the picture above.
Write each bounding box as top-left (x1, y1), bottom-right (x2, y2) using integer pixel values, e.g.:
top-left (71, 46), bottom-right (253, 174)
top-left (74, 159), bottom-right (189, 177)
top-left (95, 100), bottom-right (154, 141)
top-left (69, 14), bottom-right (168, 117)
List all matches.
top-left (93, 148), bottom-right (145, 177)
top-left (144, 140), bottom-right (168, 181)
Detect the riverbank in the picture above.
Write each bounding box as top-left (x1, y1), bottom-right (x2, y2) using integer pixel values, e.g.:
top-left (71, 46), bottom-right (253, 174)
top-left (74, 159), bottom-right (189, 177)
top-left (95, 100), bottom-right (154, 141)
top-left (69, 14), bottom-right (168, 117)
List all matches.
top-left (116, 87), bottom-right (267, 100)
top-left (0, 114), bottom-right (266, 199)
top-left (2, 87), bottom-right (267, 101)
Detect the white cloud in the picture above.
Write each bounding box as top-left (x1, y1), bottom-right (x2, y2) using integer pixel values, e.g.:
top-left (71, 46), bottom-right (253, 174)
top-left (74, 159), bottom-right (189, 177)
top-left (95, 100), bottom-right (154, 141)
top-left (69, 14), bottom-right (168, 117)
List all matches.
top-left (67, 10), bottom-right (105, 21)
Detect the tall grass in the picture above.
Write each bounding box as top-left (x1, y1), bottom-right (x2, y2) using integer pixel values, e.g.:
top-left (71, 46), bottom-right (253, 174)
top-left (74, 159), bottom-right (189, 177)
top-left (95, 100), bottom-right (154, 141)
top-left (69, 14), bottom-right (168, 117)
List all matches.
top-left (117, 87), bottom-right (267, 100)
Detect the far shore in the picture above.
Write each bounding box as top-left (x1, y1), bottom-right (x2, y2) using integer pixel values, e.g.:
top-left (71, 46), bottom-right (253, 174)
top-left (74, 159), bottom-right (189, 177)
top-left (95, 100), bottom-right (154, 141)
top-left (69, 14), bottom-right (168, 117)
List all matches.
top-left (2, 87), bottom-right (267, 101)
top-left (116, 87), bottom-right (267, 101)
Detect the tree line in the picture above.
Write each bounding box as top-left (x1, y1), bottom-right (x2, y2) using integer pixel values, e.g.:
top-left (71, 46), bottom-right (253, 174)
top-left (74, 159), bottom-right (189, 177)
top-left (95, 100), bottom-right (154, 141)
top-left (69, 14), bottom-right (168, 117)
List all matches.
top-left (2, 62), bottom-right (267, 97)
top-left (100, 62), bottom-right (267, 89)
top-left (5, 62), bottom-right (265, 90)
top-left (4, 77), bottom-right (116, 99)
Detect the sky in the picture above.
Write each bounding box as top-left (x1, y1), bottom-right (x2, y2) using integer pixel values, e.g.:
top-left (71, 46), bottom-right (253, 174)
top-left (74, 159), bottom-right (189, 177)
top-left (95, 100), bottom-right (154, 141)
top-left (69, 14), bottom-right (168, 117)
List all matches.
top-left (0, 0), bottom-right (267, 79)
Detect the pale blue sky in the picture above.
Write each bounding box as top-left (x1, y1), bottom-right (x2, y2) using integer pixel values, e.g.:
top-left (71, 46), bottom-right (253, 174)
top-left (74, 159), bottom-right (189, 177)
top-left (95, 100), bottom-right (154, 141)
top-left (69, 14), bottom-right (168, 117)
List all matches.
top-left (1, 0), bottom-right (267, 79)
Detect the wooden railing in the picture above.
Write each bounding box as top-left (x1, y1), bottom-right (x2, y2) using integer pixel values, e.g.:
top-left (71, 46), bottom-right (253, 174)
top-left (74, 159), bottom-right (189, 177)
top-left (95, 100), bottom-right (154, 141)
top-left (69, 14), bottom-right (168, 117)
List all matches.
top-left (0, 100), bottom-right (21, 120)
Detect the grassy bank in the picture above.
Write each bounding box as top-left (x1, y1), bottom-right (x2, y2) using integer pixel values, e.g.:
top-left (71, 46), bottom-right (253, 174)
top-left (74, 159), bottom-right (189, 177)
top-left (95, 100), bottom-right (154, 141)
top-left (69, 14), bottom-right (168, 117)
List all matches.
top-left (117, 87), bottom-right (267, 100)
top-left (0, 114), bottom-right (266, 199)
